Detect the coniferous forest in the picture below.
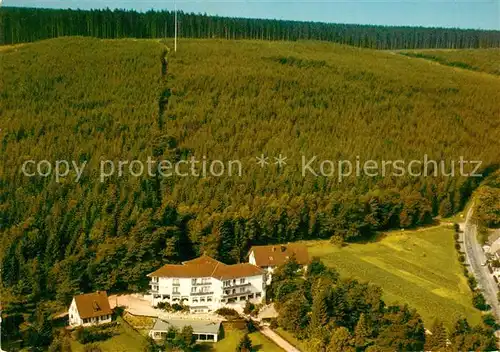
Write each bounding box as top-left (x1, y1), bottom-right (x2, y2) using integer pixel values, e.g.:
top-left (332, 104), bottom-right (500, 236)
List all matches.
top-left (1, 8), bottom-right (500, 349)
top-left (1, 35), bottom-right (499, 308)
top-left (2, 6), bottom-right (500, 49)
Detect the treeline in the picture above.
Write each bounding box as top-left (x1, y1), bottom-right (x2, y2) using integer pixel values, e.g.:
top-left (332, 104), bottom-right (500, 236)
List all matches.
top-left (2, 6), bottom-right (500, 49)
top-left (2, 37), bottom-right (500, 348)
top-left (474, 171), bottom-right (500, 228)
top-left (271, 257), bottom-right (497, 351)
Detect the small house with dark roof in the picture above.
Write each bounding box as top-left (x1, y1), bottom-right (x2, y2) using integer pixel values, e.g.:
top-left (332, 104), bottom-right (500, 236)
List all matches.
top-left (147, 254), bottom-right (266, 312)
top-left (248, 243), bottom-right (309, 284)
top-left (68, 291), bottom-right (113, 327)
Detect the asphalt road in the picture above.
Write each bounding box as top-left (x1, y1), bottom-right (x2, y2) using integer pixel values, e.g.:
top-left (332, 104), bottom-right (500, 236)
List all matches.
top-left (462, 207), bottom-right (500, 320)
top-left (259, 326), bottom-right (301, 352)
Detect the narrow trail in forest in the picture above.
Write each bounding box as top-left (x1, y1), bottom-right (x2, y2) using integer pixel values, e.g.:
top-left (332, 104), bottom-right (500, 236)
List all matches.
top-left (158, 48), bottom-right (172, 130)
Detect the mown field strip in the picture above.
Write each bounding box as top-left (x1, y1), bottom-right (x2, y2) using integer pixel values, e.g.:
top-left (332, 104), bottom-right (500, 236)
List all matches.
top-left (304, 226), bottom-right (482, 327)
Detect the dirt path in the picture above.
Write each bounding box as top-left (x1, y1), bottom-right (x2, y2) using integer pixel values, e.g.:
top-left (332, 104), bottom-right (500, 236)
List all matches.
top-left (259, 326), bottom-right (301, 352)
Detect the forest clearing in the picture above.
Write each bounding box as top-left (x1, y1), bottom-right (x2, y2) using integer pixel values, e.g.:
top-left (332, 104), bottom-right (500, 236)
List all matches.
top-left (305, 225), bottom-right (482, 328)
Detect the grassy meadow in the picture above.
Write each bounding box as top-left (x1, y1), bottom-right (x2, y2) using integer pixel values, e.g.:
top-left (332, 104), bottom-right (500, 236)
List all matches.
top-left (70, 318), bottom-right (149, 352)
top-left (210, 328), bottom-right (283, 352)
top-left (400, 48), bottom-right (500, 75)
top-left (305, 225), bottom-right (482, 328)
top-left (74, 314), bottom-right (283, 352)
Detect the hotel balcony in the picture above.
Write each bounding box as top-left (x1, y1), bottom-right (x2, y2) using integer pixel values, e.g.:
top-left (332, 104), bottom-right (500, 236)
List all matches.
top-left (190, 291), bottom-right (214, 296)
top-left (222, 282), bottom-right (251, 289)
top-left (191, 281), bottom-right (212, 286)
top-left (223, 289), bottom-right (252, 298)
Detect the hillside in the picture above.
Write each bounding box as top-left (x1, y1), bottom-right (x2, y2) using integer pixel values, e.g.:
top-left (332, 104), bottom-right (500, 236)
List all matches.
top-left (305, 226), bottom-right (482, 327)
top-left (400, 49), bottom-right (500, 75)
top-left (1, 37), bottom-right (500, 310)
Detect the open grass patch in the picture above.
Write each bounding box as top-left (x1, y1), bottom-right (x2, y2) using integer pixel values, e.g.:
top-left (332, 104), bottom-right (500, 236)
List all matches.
top-left (70, 317), bottom-right (149, 352)
top-left (198, 325), bottom-right (283, 352)
top-left (305, 225), bottom-right (482, 328)
top-left (400, 49), bottom-right (500, 75)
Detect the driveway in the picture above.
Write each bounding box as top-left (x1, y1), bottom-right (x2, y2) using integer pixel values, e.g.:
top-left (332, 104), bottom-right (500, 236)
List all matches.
top-left (259, 326), bottom-right (301, 352)
top-left (108, 293), bottom-right (224, 321)
top-left (109, 293), bottom-right (159, 317)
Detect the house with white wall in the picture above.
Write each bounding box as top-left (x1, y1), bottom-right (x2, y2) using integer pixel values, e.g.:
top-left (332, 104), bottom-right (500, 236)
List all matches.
top-left (248, 244), bottom-right (309, 284)
top-left (68, 291), bottom-right (113, 327)
top-left (147, 255), bottom-right (266, 313)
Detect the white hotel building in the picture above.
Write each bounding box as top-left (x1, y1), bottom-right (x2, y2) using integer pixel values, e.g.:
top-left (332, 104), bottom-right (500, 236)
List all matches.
top-left (147, 255), bottom-right (266, 313)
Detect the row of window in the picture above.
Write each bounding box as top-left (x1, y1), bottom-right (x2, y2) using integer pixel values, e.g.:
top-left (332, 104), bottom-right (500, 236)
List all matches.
top-left (224, 287), bottom-right (248, 295)
top-left (153, 277), bottom-right (247, 287)
top-left (81, 315), bottom-right (110, 324)
top-left (223, 278), bottom-right (246, 287)
top-left (192, 297), bottom-right (213, 303)
top-left (153, 332), bottom-right (215, 341)
top-left (220, 292), bottom-right (261, 303)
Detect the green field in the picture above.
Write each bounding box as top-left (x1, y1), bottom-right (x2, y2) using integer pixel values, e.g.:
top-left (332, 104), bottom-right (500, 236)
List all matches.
top-left (305, 225), bottom-right (482, 327)
top-left (70, 317), bottom-right (283, 352)
top-left (210, 328), bottom-right (283, 352)
top-left (70, 318), bottom-right (149, 351)
top-left (400, 48), bottom-right (500, 75)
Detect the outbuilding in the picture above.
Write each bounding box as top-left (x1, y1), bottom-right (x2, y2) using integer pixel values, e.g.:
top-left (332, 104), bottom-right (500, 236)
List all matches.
top-left (149, 318), bottom-right (221, 342)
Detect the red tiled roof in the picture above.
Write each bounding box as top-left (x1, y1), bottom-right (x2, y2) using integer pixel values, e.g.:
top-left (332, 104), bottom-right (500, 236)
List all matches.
top-left (148, 255), bottom-right (264, 279)
top-left (213, 263), bottom-right (264, 280)
top-left (249, 243), bottom-right (309, 267)
top-left (183, 254), bottom-right (223, 266)
top-left (147, 263), bottom-right (218, 278)
top-left (74, 291), bottom-right (112, 319)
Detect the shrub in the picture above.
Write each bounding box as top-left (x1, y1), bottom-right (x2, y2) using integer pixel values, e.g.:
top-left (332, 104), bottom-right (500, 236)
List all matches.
top-left (250, 305), bottom-right (260, 317)
top-left (157, 301), bottom-right (171, 310)
top-left (215, 307), bottom-right (240, 319)
top-left (467, 275), bottom-right (477, 289)
top-left (454, 233), bottom-right (459, 241)
top-left (243, 301), bottom-right (255, 315)
top-left (330, 235), bottom-right (344, 248)
top-left (171, 303), bottom-right (186, 312)
top-left (458, 254), bottom-right (466, 263)
top-left (482, 313), bottom-right (497, 328)
top-left (473, 291), bottom-right (489, 311)
top-left (455, 243), bottom-right (461, 251)
top-left (74, 323), bottom-right (116, 344)
top-left (246, 319), bottom-right (257, 333)
top-left (236, 333), bottom-right (253, 352)
top-left (454, 223), bottom-right (460, 232)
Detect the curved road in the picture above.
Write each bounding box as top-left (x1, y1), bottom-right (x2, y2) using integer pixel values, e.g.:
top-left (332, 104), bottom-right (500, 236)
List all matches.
top-left (462, 207), bottom-right (500, 320)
